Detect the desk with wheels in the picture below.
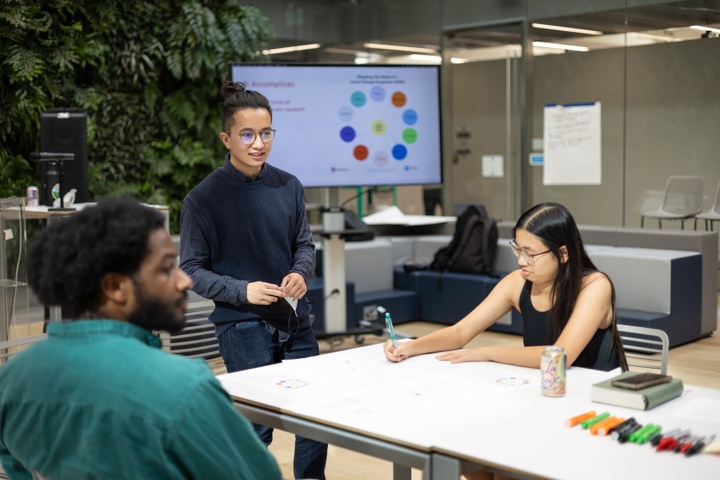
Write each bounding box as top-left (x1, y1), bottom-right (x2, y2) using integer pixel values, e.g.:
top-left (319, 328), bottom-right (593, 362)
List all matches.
top-left (315, 229), bottom-right (387, 340)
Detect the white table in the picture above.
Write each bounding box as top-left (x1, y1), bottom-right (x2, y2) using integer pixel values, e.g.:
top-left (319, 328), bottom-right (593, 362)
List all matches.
top-left (431, 368), bottom-right (720, 479)
top-left (218, 343), bottom-right (720, 479)
top-left (20, 203), bottom-right (170, 231)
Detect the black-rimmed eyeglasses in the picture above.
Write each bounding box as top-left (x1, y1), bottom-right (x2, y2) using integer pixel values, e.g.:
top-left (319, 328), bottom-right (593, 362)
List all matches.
top-left (227, 129), bottom-right (276, 145)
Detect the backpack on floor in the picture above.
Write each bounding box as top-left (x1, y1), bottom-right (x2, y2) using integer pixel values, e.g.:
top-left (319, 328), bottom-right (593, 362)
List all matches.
top-left (429, 204), bottom-right (498, 275)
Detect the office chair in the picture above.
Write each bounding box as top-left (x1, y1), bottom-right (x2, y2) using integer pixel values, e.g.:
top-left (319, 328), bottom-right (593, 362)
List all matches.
top-left (617, 324), bottom-right (669, 375)
top-left (695, 178), bottom-right (720, 231)
top-left (640, 175), bottom-right (704, 229)
top-left (158, 300), bottom-right (226, 375)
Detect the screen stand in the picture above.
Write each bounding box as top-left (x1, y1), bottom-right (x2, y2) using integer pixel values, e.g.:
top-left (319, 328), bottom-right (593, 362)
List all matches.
top-left (320, 187), bottom-right (347, 334)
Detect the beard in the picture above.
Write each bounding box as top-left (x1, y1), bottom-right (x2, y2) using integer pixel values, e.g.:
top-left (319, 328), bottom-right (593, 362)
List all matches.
top-left (128, 284), bottom-right (187, 334)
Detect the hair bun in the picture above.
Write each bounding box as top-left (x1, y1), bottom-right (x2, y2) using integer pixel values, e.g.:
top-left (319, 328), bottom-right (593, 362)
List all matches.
top-left (221, 81), bottom-right (247, 100)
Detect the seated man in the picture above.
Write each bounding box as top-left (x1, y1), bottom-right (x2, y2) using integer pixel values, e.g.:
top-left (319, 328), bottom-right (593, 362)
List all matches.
top-left (0, 198), bottom-right (281, 480)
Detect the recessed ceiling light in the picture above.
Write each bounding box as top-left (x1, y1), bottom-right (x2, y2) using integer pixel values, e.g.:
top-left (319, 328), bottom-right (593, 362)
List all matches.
top-left (532, 23), bottom-right (603, 36)
top-left (261, 43), bottom-right (322, 55)
top-left (408, 54), bottom-right (442, 63)
top-left (532, 41), bottom-right (589, 52)
top-left (363, 43), bottom-right (438, 54)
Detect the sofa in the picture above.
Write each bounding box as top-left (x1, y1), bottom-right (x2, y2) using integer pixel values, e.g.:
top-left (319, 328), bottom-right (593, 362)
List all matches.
top-left (312, 224), bottom-right (717, 348)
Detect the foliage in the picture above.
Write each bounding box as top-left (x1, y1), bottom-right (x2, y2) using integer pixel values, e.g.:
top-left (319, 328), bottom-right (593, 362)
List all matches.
top-left (0, 0), bottom-right (274, 232)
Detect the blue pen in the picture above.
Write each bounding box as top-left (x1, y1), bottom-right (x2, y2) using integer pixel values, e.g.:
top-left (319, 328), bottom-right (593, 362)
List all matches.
top-left (385, 312), bottom-right (398, 349)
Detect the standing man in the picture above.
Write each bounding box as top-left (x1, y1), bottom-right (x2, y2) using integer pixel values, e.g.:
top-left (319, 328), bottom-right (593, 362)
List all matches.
top-left (0, 197), bottom-right (281, 479)
top-left (180, 81), bottom-right (327, 479)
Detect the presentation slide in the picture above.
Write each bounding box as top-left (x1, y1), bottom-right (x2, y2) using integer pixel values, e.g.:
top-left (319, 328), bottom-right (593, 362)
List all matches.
top-left (231, 64), bottom-right (442, 187)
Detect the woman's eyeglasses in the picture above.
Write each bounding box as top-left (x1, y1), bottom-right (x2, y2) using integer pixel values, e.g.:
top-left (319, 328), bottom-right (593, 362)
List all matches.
top-left (509, 241), bottom-right (551, 265)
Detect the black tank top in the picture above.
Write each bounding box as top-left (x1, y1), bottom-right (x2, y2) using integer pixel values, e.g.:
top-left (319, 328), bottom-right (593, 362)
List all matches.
top-left (519, 280), bottom-right (619, 371)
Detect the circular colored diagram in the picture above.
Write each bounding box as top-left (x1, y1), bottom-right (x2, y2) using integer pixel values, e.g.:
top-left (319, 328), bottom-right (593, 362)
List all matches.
top-left (276, 379), bottom-right (310, 389)
top-left (339, 86), bottom-right (420, 167)
top-left (495, 377), bottom-right (530, 386)
top-left (354, 145), bottom-right (369, 161)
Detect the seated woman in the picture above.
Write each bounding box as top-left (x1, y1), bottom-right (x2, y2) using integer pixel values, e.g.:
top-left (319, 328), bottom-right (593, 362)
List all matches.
top-left (386, 202), bottom-right (628, 480)
top-left (384, 201), bottom-right (628, 372)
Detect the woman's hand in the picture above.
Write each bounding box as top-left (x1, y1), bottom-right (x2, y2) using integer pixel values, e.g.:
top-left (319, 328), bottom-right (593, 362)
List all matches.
top-left (383, 339), bottom-right (411, 362)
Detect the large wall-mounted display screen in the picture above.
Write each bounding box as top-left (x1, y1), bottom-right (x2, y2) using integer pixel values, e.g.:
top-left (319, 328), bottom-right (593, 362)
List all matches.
top-left (230, 63), bottom-right (442, 187)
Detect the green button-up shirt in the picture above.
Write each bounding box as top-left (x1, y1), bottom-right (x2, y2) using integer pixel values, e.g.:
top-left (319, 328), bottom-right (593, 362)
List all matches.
top-left (0, 320), bottom-right (281, 479)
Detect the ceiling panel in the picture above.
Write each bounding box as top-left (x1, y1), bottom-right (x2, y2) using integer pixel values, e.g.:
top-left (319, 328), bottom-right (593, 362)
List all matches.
top-left (264, 0), bottom-right (720, 63)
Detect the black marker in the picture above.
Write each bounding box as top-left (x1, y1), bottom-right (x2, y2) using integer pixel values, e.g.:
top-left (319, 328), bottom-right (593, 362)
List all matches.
top-left (685, 434), bottom-right (715, 457)
top-left (609, 418), bottom-right (639, 441)
top-left (608, 418), bottom-right (637, 436)
top-left (617, 422), bottom-right (643, 443)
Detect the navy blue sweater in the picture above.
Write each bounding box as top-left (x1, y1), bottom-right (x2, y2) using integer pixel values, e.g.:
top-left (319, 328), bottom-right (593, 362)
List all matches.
top-left (180, 157), bottom-right (315, 334)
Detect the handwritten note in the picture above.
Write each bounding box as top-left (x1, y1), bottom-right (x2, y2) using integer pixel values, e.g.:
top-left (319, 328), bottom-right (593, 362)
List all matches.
top-left (543, 103), bottom-right (601, 185)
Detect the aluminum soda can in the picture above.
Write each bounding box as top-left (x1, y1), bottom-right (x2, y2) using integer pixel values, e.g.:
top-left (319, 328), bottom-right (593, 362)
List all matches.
top-left (541, 346), bottom-right (566, 397)
top-left (26, 186), bottom-right (39, 206)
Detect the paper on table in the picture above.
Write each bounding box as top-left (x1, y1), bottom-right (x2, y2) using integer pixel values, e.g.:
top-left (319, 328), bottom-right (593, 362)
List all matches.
top-left (672, 397), bottom-right (720, 422)
top-left (362, 206), bottom-right (455, 226)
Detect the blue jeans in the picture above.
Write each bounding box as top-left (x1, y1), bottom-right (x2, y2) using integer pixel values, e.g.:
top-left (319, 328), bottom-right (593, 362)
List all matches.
top-left (218, 321), bottom-right (328, 480)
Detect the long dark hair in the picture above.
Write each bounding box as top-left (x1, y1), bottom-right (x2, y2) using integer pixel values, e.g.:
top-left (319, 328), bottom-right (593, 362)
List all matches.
top-left (220, 81), bottom-right (272, 132)
top-left (512, 202), bottom-right (627, 370)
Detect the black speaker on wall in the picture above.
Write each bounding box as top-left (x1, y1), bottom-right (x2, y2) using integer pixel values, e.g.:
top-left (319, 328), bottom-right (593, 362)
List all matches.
top-left (40, 108), bottom-right (88, 205)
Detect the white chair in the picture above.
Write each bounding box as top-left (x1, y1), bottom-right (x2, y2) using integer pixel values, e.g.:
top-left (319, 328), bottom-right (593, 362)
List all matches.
top-left (695, 178), bottom-right (720, 231)
top-left (617, 324), bottom-right (669, 375)
top-left (0, 334), bottom-right (48, 365)
top-left (640, 175), bottom-right (704, 229)
top-left (158, 300), bottom-right (226, 375)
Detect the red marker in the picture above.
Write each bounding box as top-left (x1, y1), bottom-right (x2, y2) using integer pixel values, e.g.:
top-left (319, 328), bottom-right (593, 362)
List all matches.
top-left (676, 435), bottom-right (700, 453)
top-left (650, 427), bottom-right (680, 447)
top-left (657, 430), bottom-right (691, 452)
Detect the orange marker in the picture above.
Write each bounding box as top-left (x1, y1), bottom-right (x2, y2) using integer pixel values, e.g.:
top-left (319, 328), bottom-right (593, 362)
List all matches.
top-left (564, 410), bottom-right (597, 428)
top-left (597, 417), bottom-right (626, 436)
top-left (590, 416), bottom-right (619, 435)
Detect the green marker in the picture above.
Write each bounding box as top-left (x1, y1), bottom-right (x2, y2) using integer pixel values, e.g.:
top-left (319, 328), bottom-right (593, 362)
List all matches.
top-left (635, 424), bottom-right (662, 445)
top-left (581, 412), bottom-right (610, 429)
top-left (628, 423), bottom-right (653, 443)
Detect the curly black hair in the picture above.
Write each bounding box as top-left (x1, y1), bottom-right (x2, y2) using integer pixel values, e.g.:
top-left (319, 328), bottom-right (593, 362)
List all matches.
top-left (27, 197), bottom-right (166, 318)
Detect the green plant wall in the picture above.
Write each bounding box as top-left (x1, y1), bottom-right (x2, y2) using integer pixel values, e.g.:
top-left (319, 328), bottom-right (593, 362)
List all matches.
top-left (0, 0), bottom-right (274, 233)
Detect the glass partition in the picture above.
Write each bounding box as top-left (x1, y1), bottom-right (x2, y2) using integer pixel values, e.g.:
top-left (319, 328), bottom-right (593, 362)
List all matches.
top-left (444, 23), bottom-right (525, 222)
top-left (443, 0), bottom-right (720, 227)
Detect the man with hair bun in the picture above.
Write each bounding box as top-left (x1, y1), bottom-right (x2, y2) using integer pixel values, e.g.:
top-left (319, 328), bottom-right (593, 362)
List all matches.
top-left (0, 197), bottom-right (281, 480)
top-left (180, 81), bottom-right (327, 479)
